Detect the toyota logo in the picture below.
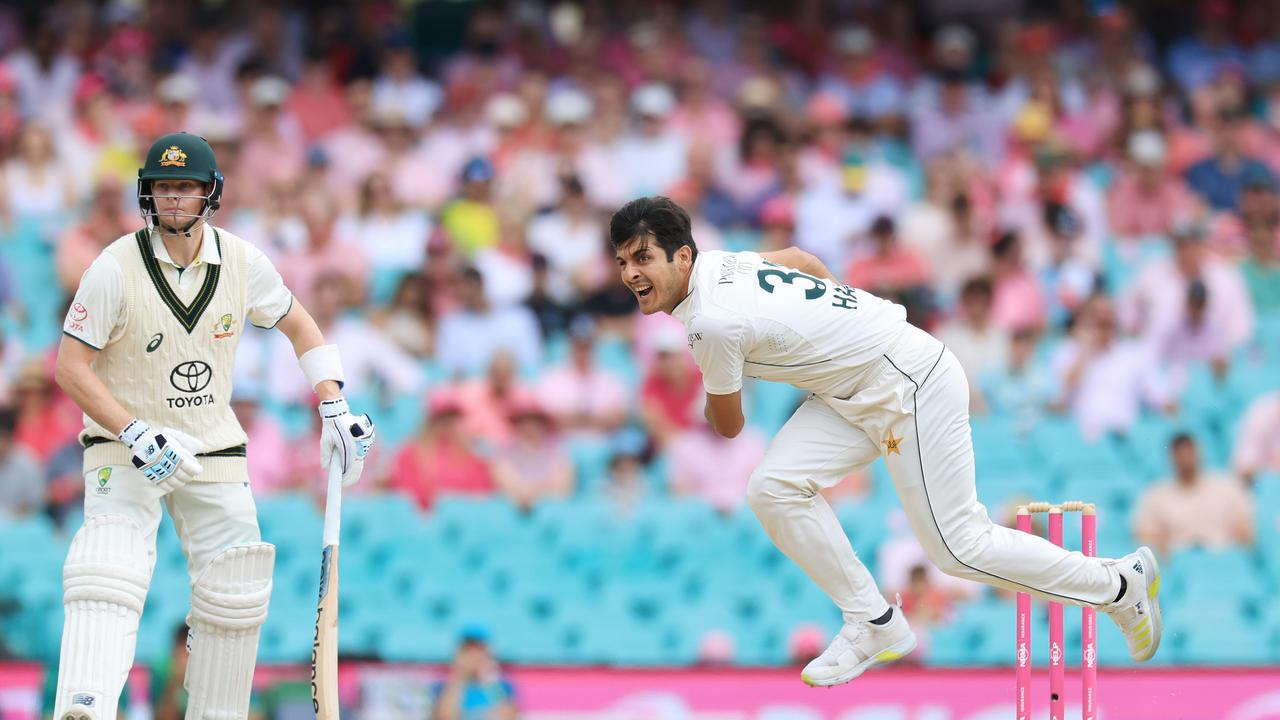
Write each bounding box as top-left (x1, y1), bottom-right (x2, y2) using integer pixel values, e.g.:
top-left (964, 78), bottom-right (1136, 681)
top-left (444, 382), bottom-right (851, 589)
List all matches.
top-left (170, 361), bottom-right (213, 393)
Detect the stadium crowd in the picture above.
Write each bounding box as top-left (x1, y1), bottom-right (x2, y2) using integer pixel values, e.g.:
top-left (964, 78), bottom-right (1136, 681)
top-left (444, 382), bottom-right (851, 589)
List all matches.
top-left (0, 0), bottom-right (1278, 672)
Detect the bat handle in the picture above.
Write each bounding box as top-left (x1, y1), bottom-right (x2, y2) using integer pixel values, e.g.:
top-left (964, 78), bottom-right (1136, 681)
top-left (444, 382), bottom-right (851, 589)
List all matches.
top-left (322, 457), bottom-right (344, 547)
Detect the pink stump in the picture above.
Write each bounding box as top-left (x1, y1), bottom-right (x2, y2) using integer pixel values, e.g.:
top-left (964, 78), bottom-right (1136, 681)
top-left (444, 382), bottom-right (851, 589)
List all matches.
top-left (1016, 509), bottom-right (1032, 720)
top-left (1082, 508), bottom-right (1098, 720)
top-left (1049, 509), bottom-right (1064, 720)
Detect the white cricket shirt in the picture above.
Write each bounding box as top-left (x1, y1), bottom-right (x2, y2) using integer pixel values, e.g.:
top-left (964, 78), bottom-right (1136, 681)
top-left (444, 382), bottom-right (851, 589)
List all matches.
top-left (672, 250), bottom-right (908, 398)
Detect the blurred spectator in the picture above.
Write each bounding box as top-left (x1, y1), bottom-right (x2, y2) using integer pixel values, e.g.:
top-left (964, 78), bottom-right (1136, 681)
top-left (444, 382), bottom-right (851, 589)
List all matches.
top-left (429, 624), bottom-right (517, 720)
top-left (898, 564), bottom-right (954, 629)
top-left (371, 34), bottom-right (442, 131)
top-left (455, 351), bottom-right (529, 450)
top-left (817, 26), bottom-right (906, 122)
top-left (1166, 2), bottom-right (1245, 91)
top-left (1119, 221), bottom-right (1254, 362)
top-left (1132, 433), bottom-right (1254, 556)
top-left (535, 316), bottom-right (628, 441)
top-left (5, 21), bottom-right (80, 127)
top-left (989, 231), bottom-right (1047, 333)
top-left (474, 211), bottom-right (536, 308)
top-left (440, 157), bottom-right (501, 256)
top-left (11, 357), bottom-right (78, 462)
top-left (1184, 110), bottom-right (1273, 212)
top-left (1240, 217), bottom-right (1280, 316)
top-left (0, 122), bottom-right (78, 230)
top-left (668, 59), bottom-right (740, 154)
top-left (911, 68), bottom-right (1006, 170)
top-left (1039, 203), bottom-right (1100, 328)
top-left (287, 48), bottom-right (350, 142)
top-left (695, 629), bottom-right (737, 667)
top-left (237, 75), bottom-right (307, 201)
top-left (526, 176), bottom-right (607, 300)
top-left (603, 433), bottom-right (650, 513)
top-left (154, 625), bottom-right (190, 720)
top-left (56, 176), bottom-right (133, 293)
top-left (843, 215), bottom-right (931, 314)
top-left (1232, 391), bottom-right (1280, 485)
top-left (0, 405), bottom-right (42, 519)
top-left (435, 266), bottom-right (542, 378)
top-left (334, 170), bottom-right (432, 274)
top-left (232, 384), bottom-right (294, 497)
top-left (617, 83), bottom-right (687, 198)
top-left (275, 187), bottom-right (370, 309)
top-left (899, 157), bottom-right (994, 302)
top-left (936, 277), bottom-right (1008, 405)
top-left (667, 421), bottom-right (766, 513)
top-left (268, 273), bottom-right (420, 404)
top-left (1108, 130), bottom-right (1195, 240)
top-left (372, 273), bottom-right (434, 359)
top-left (640, 329), bottom-right (703, 449)
top-left (524, 254), bottom-right (572, 340)
top-left (392, 391), bottom-right (494, 512)
top-left (490, 395), bottom-right (573, 513)
top-left (980, 328), bottom-right (1056, 431)
top-left (1051, 294), bottom-right (1172, 441)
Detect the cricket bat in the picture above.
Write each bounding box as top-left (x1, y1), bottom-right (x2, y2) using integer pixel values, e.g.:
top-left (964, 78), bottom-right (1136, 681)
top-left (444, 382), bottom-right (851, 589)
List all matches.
top-left (312, 459), bottom-right (344, 718)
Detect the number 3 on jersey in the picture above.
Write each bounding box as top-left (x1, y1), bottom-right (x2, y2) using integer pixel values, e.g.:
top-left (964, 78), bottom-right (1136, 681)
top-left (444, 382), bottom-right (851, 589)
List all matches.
top-left (757, 263), bottom-right (826, 300)
top-left (756, 262), bottom-right (859, 310)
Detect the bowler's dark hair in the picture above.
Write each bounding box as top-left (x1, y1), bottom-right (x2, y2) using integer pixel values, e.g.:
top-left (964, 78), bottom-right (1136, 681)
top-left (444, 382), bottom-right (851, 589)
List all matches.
top-left (610, 196), bottom-right (697, 262)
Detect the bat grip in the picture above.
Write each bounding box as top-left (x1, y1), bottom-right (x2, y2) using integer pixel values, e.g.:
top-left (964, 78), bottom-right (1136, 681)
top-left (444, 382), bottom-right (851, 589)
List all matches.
top-left (322, 457), bottom-right (344, 547)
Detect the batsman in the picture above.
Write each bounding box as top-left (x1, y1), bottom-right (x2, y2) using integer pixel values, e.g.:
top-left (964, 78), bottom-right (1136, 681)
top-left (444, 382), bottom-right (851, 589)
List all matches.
top-left (52, 132), bottom-right (375, 720)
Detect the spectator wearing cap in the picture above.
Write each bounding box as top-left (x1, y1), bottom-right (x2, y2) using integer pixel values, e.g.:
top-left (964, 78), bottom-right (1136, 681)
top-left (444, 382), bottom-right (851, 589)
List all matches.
top-left (237, 75), bottom-right (307, 201)
top-left (490, 393), bottom-right (573, 513)
top-left (1240, 216), bottom-right (1280, 316)
top-left (0, 405), bottom-right (43, 520)
top-left (371, 32), bottom-right (442, 132)
top-left (333, 169), bottom-right (432, 274)
top-left (1051, 294), bottom-right (1173, 441)
top-left (429, 624), bottom-right (517, 720)
top-left (1039, 203), bottom-right (1101, 328)
top-left (1119, 220), bottom-right (1254, 361)
top-left (392, 391), bottom-right (495, 512)
top-left (1108, 130), bottom-right (1197, 240)
top-left (1133, 433), bottom-right (1254, 557)
top-left (526, 175), bottom-right (607, 300)
top-left (640, 327), bottom-right (703, 449)
top-left (435, 266), bottom-right (542, 378)
top-left (535, 316), bottom-right (628, 441)
top-left (937, 277), bottom-right (1009, 410)
top-left (150, 73), bottom-right (199, 135)
top-left (816, 25), bottom-right (906, 123)
top-left (440, 157), bottom-right (501, 255)
top-left (1185, 110), bottom-right (1275, 212)
top-left (617, 83), bottom-right (687, 199)
top-left (543, 88), bottom-right (627, 210)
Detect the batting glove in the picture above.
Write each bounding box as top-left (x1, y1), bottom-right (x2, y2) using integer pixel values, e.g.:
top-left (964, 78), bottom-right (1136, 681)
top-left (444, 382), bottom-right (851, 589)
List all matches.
top-left (318, 397), bottom-right (376, 487)
top-left (119, 419), bottom-right (203, 493)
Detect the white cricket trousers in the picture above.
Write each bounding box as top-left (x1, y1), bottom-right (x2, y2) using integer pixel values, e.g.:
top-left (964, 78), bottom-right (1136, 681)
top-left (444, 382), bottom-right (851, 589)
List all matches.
top-left (746, 324), bottom-right (1121, 622)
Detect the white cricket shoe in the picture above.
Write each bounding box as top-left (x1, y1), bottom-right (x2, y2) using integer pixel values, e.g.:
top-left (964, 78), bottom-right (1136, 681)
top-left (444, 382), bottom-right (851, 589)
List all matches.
top-left (801, 607), bottom-right (917, 687)
top-left (1101, 546), bottom-right (1163, 662)
top-left (60, 691), bottom-right (101, 720)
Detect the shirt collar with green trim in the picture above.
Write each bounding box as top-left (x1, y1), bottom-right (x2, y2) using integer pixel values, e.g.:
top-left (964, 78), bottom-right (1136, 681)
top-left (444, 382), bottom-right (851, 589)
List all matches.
top-left (148, 223), bottom-right (222, 269)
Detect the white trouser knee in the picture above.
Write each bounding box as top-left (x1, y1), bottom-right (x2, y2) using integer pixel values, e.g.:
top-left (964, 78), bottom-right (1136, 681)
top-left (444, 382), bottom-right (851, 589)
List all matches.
top-left (55, 515), bottom-right (152, 720)
top-left (183, 543), bottom-right (275, 720)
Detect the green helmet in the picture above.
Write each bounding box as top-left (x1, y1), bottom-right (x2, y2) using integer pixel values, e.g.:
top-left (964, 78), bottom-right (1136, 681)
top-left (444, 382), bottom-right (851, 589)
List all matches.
top-left (137, 132), bottom-right (224, 226)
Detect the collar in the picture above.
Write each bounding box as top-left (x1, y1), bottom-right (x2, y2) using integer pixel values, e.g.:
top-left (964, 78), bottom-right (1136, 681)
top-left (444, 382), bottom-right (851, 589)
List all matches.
top-left (670, 253), bottom-right (701, 323)
top-left (148, 223), bottom-right (221, 269)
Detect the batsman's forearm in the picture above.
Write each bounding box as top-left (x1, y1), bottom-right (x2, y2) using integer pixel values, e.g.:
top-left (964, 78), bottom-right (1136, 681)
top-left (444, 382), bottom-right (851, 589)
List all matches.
top-left (276, 300), bottom-right (343, 400)
top-left (54, 362), bottom-right (134, 436)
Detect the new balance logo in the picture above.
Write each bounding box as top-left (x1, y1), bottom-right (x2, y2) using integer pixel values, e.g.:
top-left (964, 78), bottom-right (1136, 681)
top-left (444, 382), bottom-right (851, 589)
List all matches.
top-left (1133, 561), bottom-right (1144, 574)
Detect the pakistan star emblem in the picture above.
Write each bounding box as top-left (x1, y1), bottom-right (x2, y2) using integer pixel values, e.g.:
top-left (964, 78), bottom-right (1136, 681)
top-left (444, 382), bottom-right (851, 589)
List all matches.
top-left (883, 430), bottom-right (903, 455)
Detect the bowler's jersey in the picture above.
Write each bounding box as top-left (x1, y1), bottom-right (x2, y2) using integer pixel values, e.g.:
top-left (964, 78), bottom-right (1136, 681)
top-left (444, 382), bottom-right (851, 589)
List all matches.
top-left (672, 250), bottom-right (907, 398)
